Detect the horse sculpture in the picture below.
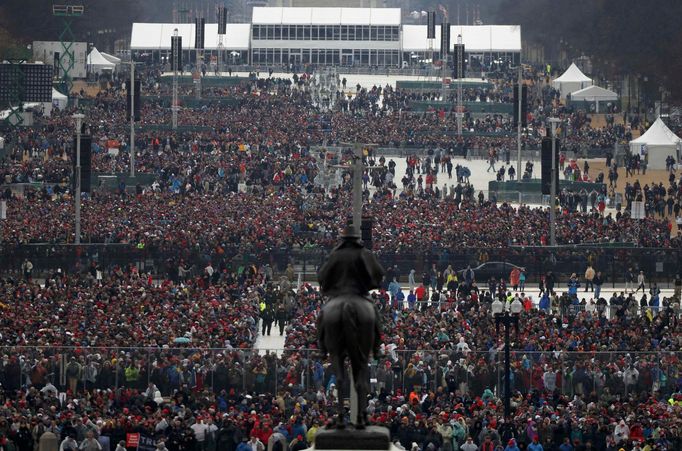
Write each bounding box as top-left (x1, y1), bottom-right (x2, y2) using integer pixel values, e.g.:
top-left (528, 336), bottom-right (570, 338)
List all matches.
top-left (317, 228), bottom-right (385, 429)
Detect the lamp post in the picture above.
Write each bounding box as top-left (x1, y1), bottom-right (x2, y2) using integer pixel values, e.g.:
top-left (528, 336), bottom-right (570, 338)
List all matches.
top-left (334, 143), bottom-right (376, 236)
top-left (516, 65), bottom-right (522, 180)
top-left (327, 142), bottom-right (377, 422)
top-left (491, 298), bottom-right (522, 419)
top-left (129, 59), bottom-right (136, 177)
top-left (72, 113), bottom-right (85, 245)
top-left (172, 28), bottom-right (179, 130)
top-left (456, 34), bottom-right (463, 136)
top-left (549, 118), bottom-right (561, 246)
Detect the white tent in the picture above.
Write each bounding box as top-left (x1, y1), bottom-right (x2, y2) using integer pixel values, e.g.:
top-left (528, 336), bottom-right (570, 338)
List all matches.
top-left (569, 85), bottom-right (618, 112)
top-left (629, 117), bottom-right (682, 170)
top-left (100, 51), bottom-right (121, 67)
top-left (552, 63), bottom-right (592, 98)
top-left (87, 47), bottom-right (116, 73)
top-left (130, 23), bottom-right (251, 51)
top-left (401, 24), bottom-right (521, 53)
top-left (52, 88), bottom-right (68, 110)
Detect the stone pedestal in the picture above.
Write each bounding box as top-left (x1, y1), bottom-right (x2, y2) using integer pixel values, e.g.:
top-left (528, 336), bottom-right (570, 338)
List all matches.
top-left (314, 426), bottom-right (391, 450)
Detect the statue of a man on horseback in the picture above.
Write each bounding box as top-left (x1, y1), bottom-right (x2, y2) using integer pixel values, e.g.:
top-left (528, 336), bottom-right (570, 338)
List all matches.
top-left (317, 226), bottom-right (385, 429)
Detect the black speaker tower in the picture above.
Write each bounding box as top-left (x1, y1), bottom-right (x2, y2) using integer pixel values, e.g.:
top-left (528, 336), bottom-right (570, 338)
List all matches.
top-left (541, 136), bottom-right (559, 195)
top-left (195, 18), bottom-right (205, 49)
top-left (513, 84), bottom-right (528, 128)
top-left (171, 36), bottom-right (183, 71)
top-left (427, 12), bottom-right (436, 39)
top-left (126, 78), bottom-right (141, 122)
top-left (218, 7), bottom-right (228, 35)
top-left (72, 134), bottom-right (92, 194)
top-left (361, 216), bottom-right (373, 250)
top-left (453, 44), bottom-right (466, 78)
top-left (440, 23), bottom-right (451, 62)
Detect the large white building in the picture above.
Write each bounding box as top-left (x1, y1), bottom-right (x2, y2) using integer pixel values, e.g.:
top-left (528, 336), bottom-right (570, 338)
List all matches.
top-left (250, 7), bottom-right (402, 66)
top-left (129, 7), bottom-right (521, 68)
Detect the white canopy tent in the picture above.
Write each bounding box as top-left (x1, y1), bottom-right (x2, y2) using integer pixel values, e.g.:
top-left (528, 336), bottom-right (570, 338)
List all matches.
top-left (52, 88), bottom-right (68, 110)
top-left (569, 85), bottom-right (618, 112)
top-left (401, 24), bottom-right (521, 53)
top-left (87, 47), bottom-right (116, 73)
top-left (0, 91), bottom-right (64, 119)
top-left (629, 117), bottom-right (682, 170)
top-left (552, 63), bottom-right (592, 98)
top-left (130, 23), bottom-right (251, 51)
top-left (100, 51), bottom-right (121, 68)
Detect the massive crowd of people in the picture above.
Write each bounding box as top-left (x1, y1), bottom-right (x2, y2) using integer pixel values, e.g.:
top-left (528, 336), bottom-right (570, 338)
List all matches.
top-left (1, 175), bottom-right (679, 252)
top-left (0, 63), bottom-right (681, 451)
top-left (1, 82), bottom-right (681, 252)
top-left (0, 261), bottom-right (680, 451)
top-left (0, 65), bottom-right (645, 185)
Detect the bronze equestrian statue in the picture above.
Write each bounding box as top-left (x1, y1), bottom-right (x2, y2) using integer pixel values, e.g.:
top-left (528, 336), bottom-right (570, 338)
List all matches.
top-left (317, 227), bottom-right (385, 429)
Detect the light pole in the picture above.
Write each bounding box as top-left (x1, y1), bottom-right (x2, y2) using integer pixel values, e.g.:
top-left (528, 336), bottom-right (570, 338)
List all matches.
top-left (516, 65), bottom-right (523, 179)
top-left (172, 28), bottom-right (179, 129)
top-left (129, 60), bottom-right (136, 177)
top-left (491, 298), bottom-right (522, 419)
top-left (72, 113), bottom-right (85, 245)
top-left (335, 143), bottom-right (375, 236)
top-left (456, 34), bottom-right (463, 136)
top-left (326, 142), bottom-right (376, 422)
top-left (549, 118), bottom-right (561, 246)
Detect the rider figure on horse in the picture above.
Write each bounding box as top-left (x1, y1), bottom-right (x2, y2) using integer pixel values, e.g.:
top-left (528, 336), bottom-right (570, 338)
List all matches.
top-left (317, 226), bottom-right (384, 360)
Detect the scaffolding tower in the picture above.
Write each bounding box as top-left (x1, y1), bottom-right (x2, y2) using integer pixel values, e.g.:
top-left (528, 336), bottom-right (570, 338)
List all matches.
top-left (311, 67), bottom-right (340, 112)
top-left (1, 60), bottom-right (26, 128)
top-left (52, 3), bottom-right (84, 96)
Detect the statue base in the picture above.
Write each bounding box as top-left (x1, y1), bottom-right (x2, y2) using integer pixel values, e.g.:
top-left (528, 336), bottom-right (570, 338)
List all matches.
top-left (313, 425), bottom-right (391, 450)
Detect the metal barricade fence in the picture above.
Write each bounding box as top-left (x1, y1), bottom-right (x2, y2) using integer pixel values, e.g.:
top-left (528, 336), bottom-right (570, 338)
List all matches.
top-left (3, 347), bottom-right (680, 405)
top-left (1, 244), bottom-right (680, 287)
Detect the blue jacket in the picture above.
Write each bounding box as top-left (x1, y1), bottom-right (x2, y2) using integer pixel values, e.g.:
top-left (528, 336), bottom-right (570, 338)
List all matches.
top-left (567, 279), bottom-right (580, 296)
top-left (388, 280), bottom-right (401, 297)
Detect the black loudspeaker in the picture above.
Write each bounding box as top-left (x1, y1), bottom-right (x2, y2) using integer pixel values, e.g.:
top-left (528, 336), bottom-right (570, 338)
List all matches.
top-left (72, 134), bottom-right (92, 193)
top-left (361, 216), bottom-right (373, 250)
top-left (541, 137), bottom-right (559, 195)
top-left (513, 84), bottom-right (528, 128)
top-left (440, 23), bottom-right (451, 61)
top-left (53, 52), bottom-right (60, 72)
top-left (218, 7), bottom-right (228, 35)
top-left (427, 12), bottom-right (436, 39)
top-left (1, 64), bottom-right (53, 103)
top-left (344, 216), bottom-right (373, 249)
top-left (171, 35), bottom-right (182, 71)
top-left (453, 44), bottom-right (466, 78)
top-left (126, 78), bottom-right (141, 122)
top-left (195, 18), bottom-right (205, 49)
